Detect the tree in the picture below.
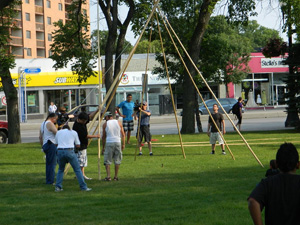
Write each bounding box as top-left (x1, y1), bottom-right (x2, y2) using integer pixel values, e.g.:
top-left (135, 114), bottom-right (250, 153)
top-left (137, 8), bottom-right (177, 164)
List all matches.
top-left (0, 0), bottom-right (21, 143)
top-left (133, 0), bottom-right (257, 133)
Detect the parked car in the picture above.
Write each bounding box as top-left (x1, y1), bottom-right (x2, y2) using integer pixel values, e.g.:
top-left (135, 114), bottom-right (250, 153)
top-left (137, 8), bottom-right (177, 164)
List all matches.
top-left (0, 120), bottom-right (8, 144)
top-left (65, 104), bottom-right (100, 122)
top-left (198, 98), bottom-right (243, 115)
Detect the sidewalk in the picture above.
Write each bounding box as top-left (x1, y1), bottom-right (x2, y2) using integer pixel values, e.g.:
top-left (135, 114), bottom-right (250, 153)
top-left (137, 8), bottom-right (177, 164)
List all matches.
top-left (20, 108), bottom-right (287, 130)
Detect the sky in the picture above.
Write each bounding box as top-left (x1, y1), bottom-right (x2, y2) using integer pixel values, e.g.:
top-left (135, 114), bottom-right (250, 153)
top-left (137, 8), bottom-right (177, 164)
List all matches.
top-left (89, 0), bottom-right (286, 45)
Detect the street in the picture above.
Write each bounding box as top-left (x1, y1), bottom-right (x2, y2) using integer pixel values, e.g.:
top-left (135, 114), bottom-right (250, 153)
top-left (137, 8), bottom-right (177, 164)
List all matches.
top-left (21, 116), bottom-right (291, 143)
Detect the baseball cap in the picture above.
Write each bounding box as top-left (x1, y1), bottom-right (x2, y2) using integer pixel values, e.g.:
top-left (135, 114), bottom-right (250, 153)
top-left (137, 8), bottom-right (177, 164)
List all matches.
top-left (143, 101), bottom-right (147, 105)
top-left (104, 111), bottom-right (113, 117)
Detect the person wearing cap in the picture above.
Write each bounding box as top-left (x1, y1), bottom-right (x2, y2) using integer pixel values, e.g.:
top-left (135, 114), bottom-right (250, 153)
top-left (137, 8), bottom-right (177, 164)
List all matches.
top-left (56, 106), bottom-right (68, 129)
top-left (116, 93), bottom-right (134, 144)
top-left (135, 101), bottom-right (153, 156)
top-left (54, 125), bottom-right (91, 192)
top-left (72, 110), bottom-right (100, 180)
top-left (102, 111), bottom-right (125, 181)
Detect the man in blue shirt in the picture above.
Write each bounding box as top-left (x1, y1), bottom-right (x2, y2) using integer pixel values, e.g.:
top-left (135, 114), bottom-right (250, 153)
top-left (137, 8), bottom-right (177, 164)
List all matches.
top-left (135, 101), bottom-right (153, 156)
top-left (116, 94), bottom-right (134, 144)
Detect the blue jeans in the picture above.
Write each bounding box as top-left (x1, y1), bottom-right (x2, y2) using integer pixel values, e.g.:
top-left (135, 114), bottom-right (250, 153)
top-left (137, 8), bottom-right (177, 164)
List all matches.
top-left (42, 141), bottom-right (57, 184)
top-left (55, 150), bottom-right (88, 190)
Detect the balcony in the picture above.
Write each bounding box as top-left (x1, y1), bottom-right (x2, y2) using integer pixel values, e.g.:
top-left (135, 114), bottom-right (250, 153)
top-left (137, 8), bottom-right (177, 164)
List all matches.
top-left (10, 37), bottom-right (23, 46)
top-left (65, 0), bottom-right (72, 4)
top-left (36, 40), bottom-right (45, 48)
top-left (36, 23), bottom-right (44, 31)
top-left (12, 20), bottom-right (22, 28)
top-left (35, 6), bottom-right (43, 14)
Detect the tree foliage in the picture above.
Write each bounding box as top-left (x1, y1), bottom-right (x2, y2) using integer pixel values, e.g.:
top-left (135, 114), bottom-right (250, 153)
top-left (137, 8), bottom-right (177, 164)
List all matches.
top-left (50, 0), bottom-right (97, 83)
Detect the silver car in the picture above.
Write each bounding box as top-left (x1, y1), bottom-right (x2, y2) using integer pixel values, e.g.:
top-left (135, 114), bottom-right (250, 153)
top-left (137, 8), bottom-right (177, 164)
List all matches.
top-left (198, 98), bottom-right (241, 115)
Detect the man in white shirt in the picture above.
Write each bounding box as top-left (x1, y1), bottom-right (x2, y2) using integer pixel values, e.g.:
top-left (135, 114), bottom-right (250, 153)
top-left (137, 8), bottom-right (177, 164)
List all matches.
top-left (48, 102), bottom-right (57, 113)
top-left (102, 112), bottom-right (125, 181)
top-left (55, 125), bottom-right (91, 192)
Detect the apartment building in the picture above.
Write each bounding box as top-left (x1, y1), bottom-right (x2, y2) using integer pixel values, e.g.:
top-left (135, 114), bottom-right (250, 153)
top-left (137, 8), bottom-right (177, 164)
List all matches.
top-left (10, 0), bottom-right (90, 59)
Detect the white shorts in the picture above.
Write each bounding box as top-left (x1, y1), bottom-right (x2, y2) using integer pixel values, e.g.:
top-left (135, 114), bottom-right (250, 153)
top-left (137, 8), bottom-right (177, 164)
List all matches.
top-left (77, 149), bottom-right (87, 167)
top-left (210, 132), bottom-right (224, 145)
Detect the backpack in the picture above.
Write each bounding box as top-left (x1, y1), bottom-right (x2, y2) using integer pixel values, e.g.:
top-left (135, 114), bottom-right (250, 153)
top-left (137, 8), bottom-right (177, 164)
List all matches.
top-left (232, 102), bottom-right (240, 115)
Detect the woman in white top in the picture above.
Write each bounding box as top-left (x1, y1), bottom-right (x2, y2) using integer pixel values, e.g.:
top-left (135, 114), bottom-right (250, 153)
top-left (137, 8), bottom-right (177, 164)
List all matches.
top-left (39, 113), bottom-right (58, 184)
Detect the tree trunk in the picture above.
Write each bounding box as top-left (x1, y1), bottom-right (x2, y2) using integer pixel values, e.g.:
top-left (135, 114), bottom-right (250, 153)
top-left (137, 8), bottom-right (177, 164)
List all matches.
top-left (0, 70), bottom-right (21, 144)
top-left (181, 0), bottom-right (216, 134)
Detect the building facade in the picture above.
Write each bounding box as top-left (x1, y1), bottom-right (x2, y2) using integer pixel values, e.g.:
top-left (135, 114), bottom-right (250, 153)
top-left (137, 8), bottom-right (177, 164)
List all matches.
top-left (10, 0), bottom-right (89, 59)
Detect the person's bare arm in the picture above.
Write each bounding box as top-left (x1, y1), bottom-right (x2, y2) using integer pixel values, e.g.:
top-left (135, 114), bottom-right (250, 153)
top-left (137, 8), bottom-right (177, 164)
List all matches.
top-left (102, 122), bottom-right (107, 154)
top-left (39, 130), bottom-right (43, 146)
top-left (89, 107), bottom-right (100, 120)
top-left (222, 119), bottom-right (226, 135)
top-left (207, 123), bottom-right (211, 136)
top-left (248, 198), bottom-right (263, 225)
top-left (116, 106), bottom-right (126, 118)
top-left (46, 122), bottom-right (57, 135)
top-left (119, 121), bottom-right (125, 150)
top-left (139, 108), bottom-right (151, 116)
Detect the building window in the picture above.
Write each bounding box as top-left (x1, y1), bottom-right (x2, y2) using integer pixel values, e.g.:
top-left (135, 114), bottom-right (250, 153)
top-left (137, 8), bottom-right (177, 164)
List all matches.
top-left (46, 0), bottom-right (51, 8)
top-left (83, 9), bottom-right (87, 16)
top-left (48, 50), bottom-right (52, 57)
top-left (27, 91), bottom-right (39, 113)
top-left (58, 3), bottom-right (63, 11)
top-left (48, 34), bottom-right (52, 41)
top-left (25, 0), bottom-right (29, 3)
top-left (26, 30), bottom-right (31, 39)
top-left (47, 17), bottom-right (51, 25)
top-left (27, 48), bottom-right (32, 56)
top-left (25, 13), bottom-right (30, 21)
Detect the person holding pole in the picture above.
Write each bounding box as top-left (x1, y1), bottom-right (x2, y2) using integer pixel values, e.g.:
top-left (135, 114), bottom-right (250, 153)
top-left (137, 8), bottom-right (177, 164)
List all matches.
top-left (135, 101), bottom-right (153, 156)
top-left (248, 143), bottom-right (300, 225)
top-left (116, 94), bottom-right (134, 144)
top-left (207, 104), bottom-right (226, 155)
top-left (72, 111), bottom-right (100, 180)
top-left (54, 124), bottom-right (91, 192)
top-left (39, 113), bottom-right (58, 184)
top-left (102, 112), bottom-right (125, 181)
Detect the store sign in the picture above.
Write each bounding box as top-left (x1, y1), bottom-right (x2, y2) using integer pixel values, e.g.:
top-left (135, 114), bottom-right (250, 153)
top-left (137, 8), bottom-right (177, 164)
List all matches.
top-left (0, 71), bottom-right (100, 88)
top-left (119, 71), bottom-right (175, 86)
top-left (261, 58), bottom-right (288, 68)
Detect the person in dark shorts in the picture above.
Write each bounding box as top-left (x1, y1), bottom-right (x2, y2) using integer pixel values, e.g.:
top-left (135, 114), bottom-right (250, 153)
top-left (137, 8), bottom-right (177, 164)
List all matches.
top-left (116, 94), bottom-right (134, 144)
top-left (135, 101), bottom-right (153, 156)
top-left (248, 143), bottom-right (300, 225)
top-left (265, 159), bottom-right (280, 177)
top-left (72, 111), bottom-right (100, 180)
top-left (207, 104), bottom-right (226, 155)
top-left (235, 97), bottom-right (243, 131)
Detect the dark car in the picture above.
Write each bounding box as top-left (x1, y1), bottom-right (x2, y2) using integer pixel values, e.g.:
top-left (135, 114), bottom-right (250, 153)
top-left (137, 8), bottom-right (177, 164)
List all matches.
top-left (198, 98), bottom-right (243, 115)
top-left (0, 120), bottom-right (8, 144)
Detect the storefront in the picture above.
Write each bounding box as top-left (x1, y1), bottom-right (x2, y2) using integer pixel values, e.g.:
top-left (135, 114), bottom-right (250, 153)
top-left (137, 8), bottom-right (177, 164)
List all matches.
top-left (231, 52), bottom-right (289, 106)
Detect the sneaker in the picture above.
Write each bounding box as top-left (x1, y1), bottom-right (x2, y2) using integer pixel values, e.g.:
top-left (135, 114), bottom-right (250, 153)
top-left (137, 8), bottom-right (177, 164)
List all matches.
top-left (139, 152), bottom-right (142, 156)
top-left (83, 175), bottom-right (92, 180)
top-left (82, 188), bottom-right (92, 192)
top-left (55, 186), bottom-right (63, 192)
top-left (222, 151), bottom-right (226, 155)
top-left (113, 177), bottom-right (119, 181)
top-left (210, 151), bottom-right (215, 154)
top-left (149, 152), bottom-right (153, 156)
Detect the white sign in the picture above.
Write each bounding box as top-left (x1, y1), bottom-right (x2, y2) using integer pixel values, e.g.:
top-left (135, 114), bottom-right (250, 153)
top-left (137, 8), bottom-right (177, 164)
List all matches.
top-left (119, 71), bottom-right (176, 86)
top-left (261, 58), bottom-right (288, 68)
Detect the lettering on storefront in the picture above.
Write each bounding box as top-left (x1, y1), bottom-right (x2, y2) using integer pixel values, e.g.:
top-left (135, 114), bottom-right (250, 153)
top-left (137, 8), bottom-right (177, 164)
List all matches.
top-left (54, 76), bottom-right (78, 84)
top-left (261, 58), bottom-right (288, 68)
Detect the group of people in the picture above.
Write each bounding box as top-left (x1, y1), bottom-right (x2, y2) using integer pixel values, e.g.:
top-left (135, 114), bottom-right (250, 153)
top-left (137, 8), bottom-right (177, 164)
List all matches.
top-left (40, 94), bottom-right (152, 190)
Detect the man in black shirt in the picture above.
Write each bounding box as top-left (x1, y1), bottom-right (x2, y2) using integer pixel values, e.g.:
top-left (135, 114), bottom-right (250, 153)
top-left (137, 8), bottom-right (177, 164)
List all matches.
top-left (207, 104), bottom-right (226, 155)
top-left (73, 111), bottom-right (100, 180)
top-left (248, 143), bottom-right (300, 225)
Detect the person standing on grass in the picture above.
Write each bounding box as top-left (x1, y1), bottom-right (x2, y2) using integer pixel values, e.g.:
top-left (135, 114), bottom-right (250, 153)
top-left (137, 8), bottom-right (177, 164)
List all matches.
top-left (39, 113), bottom-right (58, 185)
top-left (72, 111), bottom-right (100, 180)
top-left (102, 112), bottom-right (125, 181)
top-left (207, 104), bottom-right (226, 155)
top-left (116, 94), bottom-right (134, 144)
top-left (48, 102), bottom-right (57, 113)
top-left (135, 101), bottom-right (153, 156)
top-left (54, 125), bottom-right (91, 192)
top-left (248, 143), bottom-right (300, 225)
top-left (235, 97), bottom-right (243, 131)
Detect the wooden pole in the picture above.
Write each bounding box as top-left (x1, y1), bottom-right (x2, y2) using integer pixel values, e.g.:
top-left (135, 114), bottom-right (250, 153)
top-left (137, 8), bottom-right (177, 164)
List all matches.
top-left (157, 12), bottom-right (234, 160)
top-left (155, 13), bottom-right (186, 159)
top-left (158, 9), bottom-right (263, 167)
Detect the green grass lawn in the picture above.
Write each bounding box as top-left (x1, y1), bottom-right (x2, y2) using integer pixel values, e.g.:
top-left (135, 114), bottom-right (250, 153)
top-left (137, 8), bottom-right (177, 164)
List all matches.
top-left (1, 130), bottom-right (300, 225)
